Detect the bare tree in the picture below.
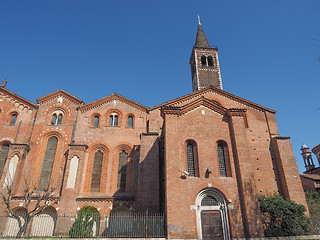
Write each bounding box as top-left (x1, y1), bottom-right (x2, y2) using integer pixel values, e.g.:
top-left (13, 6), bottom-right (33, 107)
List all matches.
top-left (0, 179), bottom-right (59, 238)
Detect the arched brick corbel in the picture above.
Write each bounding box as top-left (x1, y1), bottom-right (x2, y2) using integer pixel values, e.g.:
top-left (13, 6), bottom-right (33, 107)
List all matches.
top-left (67, 144), bottom-right (88, 161)
top-left (8, 143), bottom-right (30, 161)
top-left (227, 108), bottom-right (249, 128)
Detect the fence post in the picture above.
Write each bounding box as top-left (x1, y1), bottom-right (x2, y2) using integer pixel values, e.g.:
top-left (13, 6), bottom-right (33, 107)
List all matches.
top-left (145, 210), bottom-right (148, 239)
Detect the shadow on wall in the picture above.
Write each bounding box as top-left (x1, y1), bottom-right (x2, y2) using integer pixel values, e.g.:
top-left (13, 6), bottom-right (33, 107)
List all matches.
top-left (230, 177), bottom-right (264, 238)
top-left (112, 135), bottom-right (161, 213)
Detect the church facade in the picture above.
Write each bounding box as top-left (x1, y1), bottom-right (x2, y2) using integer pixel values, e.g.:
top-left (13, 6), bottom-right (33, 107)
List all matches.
top-left (0, 22), bottom-right (308, 239)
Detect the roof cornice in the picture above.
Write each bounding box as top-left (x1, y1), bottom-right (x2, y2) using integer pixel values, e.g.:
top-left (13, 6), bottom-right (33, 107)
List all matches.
top-left (151, 86), bottom-right (276, 114)
top-left (37, 89), bottom-right (83, 105)
top-left (0, 86), bottom-right (37, 109)
top-left (161, 96), bottom-right (228, 117)
top-left (79, 93), bottom-right (148, 113)
top-left (226, 108), bottom-right (247, 117)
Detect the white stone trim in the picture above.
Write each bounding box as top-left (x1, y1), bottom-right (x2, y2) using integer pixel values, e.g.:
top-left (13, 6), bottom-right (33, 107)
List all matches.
top-left (195, 188), bottom-right (230, 240)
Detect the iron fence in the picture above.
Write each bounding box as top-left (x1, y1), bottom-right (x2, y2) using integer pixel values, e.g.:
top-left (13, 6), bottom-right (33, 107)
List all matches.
top-left (0, 212), bottom-right (166, 238)
top-left (103, 212), bottom-right (165, 238)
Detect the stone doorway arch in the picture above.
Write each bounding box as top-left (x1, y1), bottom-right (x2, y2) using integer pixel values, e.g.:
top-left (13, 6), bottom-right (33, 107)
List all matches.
top-left (30, 206), bottom-right (57, 237)
top-left (196, 188), bottom-right (230, 240)
top-left (3, 207), bottom-right (27, 237)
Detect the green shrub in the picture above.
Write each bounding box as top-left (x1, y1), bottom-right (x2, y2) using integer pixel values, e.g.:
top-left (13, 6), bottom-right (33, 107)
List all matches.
top-left (305, 191), bottom-right (320, 217)
top-left (69, 206), bottom-right (98, 238)
top-left (258, 194), bottom-right (310, 237)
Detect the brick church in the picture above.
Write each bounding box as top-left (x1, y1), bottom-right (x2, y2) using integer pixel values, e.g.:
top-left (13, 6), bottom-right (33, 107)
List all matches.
top-left (0, 21), bottom-right (308, 239)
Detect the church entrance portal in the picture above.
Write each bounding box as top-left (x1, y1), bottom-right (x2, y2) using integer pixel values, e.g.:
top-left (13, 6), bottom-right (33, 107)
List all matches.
top-left (201, 210), bottom-right (223, 240)
top-left (196, 188), bottom-right (230, 240)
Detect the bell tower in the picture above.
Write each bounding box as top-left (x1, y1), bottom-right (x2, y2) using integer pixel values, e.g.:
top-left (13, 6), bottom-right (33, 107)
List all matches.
top-left (301, 144), bottom-right (316, 171)
top-left (190, 18), bottom-right (222, 92)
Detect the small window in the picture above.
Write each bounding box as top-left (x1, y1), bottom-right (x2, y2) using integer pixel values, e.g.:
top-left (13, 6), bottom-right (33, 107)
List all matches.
top-left (208, 56), bottom-right (214, 66)
top-left (9, 113), bottom-right (17, 126)
top-left (109, 114), bottom-right (118, 126)
top-left (93, 115), bottom-right (99, 128)
top-left (201, 56), bottom-right (207, 66)
top-left (127, 116), bottom-right (133, 128)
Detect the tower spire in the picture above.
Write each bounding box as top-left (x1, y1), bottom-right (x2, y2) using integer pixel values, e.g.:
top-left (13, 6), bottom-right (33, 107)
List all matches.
top-left (194, 19), bottom-right (210, 49)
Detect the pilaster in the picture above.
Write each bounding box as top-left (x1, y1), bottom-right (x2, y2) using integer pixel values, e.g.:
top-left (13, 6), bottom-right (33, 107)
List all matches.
top-left (271, 137), bottom-right (309, 211)
top-left (227, 109), bottom-right (264, 238)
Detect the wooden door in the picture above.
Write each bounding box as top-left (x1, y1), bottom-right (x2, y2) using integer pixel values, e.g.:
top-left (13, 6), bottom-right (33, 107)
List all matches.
top-left (201, 210), bottom-right (224, 240)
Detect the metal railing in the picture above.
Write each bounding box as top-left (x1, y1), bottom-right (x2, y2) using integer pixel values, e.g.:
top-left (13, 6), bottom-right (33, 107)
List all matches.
top-left (0, 212), bottom-right (165, 238)
top-left (103, 212), bottom-right (165, 238)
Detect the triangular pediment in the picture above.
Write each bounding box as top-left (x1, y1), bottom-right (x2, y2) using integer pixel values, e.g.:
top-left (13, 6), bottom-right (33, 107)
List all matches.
top-left (161, 97), bottom-right (227, 116)
top-left (79, 93), bottom-right (148, 113)
top-left (152, 86), bottom-right (276, 114)
top-left (0, 86), bottom-right (37, 110)
top-left (37, 89), bottom-right (83, 105)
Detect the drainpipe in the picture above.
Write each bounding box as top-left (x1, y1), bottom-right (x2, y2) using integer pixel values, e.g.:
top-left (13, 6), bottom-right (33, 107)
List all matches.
top-left (14, 121), bottom-right (22, 143)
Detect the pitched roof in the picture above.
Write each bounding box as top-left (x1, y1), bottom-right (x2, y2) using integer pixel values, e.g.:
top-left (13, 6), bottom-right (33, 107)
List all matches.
top-left (0, 86), bottom-right (37, 109)
top-left (194, 23), bottom-right (211, 49)
top-left (37, 89), bottom-right (83, 105)
top-left (150, 86), bottom-right (276, 114)
top-left (79, 93), bottom-right (148, 113)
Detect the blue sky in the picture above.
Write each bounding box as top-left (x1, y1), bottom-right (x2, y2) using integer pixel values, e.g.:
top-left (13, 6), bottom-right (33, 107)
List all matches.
top-left (0, 0), bottom-right (319, 173)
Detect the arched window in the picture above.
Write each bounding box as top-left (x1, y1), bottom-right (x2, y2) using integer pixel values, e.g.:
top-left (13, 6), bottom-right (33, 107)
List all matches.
top-left (57, 114), bottom-right (62, 125)
top-left (201, 56), bottom-right (207, 66)
top-left (91, 150), bottom-right (103, 192)
top-left (109, 114), bottom-right (118, 126)
top-left (66, 155), bottom-right (79, 189)
top-left (127, 116), bottom-right (133, 128)
top-left (51, 114), bottom-right (57, 125)
top-left (0, 143), bottom-right (10, 178)
top-left (93, 115), bottom-right (99, 128)
top-left (51, 111), bottom-right (63, 125)
top-left (217, 142), bottom-right (231, 177)
top-left (9, 113), bottom-right (17, 126)
top-left (38, 136), bottom-right (58, 191)
top-left (117, 150), bottom-right (128, 192)
top-left (4, 154), bottom-right (19, 186)
top-left (186, 140), bottom-right (199, 177)
top-left (207, 56), bottom-right (214, 66)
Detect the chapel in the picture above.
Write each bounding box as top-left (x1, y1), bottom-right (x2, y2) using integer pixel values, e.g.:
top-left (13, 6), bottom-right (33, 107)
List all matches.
top-left (0, 21), bottom-right (307, 239)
